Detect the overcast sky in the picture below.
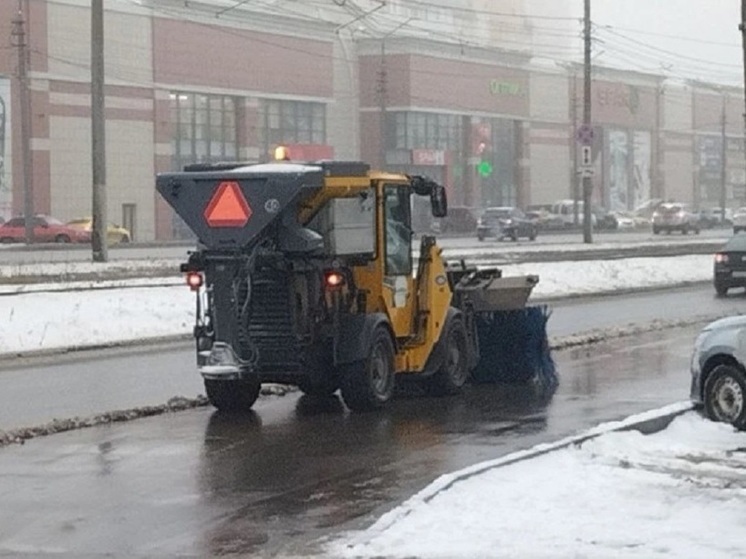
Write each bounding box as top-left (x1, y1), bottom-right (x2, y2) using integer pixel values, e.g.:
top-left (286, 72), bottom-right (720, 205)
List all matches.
top-left (576, 0), bottom-right (743, 85)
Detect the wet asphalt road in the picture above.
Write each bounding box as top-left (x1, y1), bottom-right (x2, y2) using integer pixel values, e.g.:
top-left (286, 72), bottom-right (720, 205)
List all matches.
top-left (0, 326), bottom-right (701, 558)
top-left (0, 284), bottom-right (743, 431)
top-left (0, 285), bottom-right (745, 557)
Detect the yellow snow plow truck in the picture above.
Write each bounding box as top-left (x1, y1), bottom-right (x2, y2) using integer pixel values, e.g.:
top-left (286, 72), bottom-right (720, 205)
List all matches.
top-left (156, 153), bottom-right (556, 412)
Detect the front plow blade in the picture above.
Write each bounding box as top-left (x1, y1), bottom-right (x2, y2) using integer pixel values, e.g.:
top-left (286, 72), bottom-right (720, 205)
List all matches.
top-left (472, 305), bottom-right (557, 392)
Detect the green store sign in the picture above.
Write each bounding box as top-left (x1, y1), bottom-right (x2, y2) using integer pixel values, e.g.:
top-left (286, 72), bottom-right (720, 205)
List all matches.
top-left (489, 80), bottom-right (522, 97)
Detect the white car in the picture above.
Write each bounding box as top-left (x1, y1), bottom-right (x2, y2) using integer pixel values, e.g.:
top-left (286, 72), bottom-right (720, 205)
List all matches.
top-left (732, 207), bottom-right (746, 234)
top-left (691, 316), bottom-right (746, 429)
top-left (651, 203), bottom-right (700, 235)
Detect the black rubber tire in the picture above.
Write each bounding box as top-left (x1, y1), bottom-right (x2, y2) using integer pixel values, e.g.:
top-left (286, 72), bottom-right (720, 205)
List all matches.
top-left (715, 283), bottom-right (729, 297)
top-left (529, 229), bottom-right (537, 241)
top-left (297, 377), bottom-right (339, 397)
top-left (55, 234), bottom-right (71, 243)
top-left (428, 319), bottom-right (470, 396)
top-left (339, 326), bottom-right (395, 412)
top-left (704, 364), bottom-right (746, 430)
top-left (120, 235), bottom-right (131, 243)
top-left (477, 234), bottom-right (484, 242)
top-left (204, 378), bottom-right (261, 412)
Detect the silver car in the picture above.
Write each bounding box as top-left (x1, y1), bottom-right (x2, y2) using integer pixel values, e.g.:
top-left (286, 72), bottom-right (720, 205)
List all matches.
top-left (732, 207), bottom-right (746, 234)
top-left (690, 315), bottom-right (746, 429)
top-left (652, 203), bottom-right (700, 235)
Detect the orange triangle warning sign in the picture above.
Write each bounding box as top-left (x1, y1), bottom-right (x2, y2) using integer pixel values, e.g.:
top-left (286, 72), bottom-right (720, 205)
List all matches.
top-left (204, 181), bottom-right (252, 227)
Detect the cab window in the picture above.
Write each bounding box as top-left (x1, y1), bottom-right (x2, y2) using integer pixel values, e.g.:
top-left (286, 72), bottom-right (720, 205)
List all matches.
top-left (384, 184), bottom-right (412, 276)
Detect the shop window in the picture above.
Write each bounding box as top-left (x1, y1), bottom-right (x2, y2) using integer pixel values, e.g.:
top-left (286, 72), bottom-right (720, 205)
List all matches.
top-left (258, 99), bottom-right (326, 159)
top-left (169, 91), bottom-right (238, 171)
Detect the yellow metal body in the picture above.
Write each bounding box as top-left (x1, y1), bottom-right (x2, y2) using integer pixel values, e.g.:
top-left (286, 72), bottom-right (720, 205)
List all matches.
top-left (299, 170), bottom-right (452, 375)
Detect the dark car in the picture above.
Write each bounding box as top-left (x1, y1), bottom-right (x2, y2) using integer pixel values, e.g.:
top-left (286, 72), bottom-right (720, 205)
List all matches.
top-left (433, 206), bottom-right (478, 234)
top-left (713, 234), bottom-right (746, 296)
top-left (476, 207), bottom-right (538, 241)
top-left (0, 215), bottom-right (91, 244)
top-left (690, 315), bottom-right (746, 430)
top-left (592, 207), bottom-right (619, 231)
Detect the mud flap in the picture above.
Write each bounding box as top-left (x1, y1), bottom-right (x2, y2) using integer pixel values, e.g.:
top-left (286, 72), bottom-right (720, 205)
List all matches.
top-left (333, 312), bottom-right (391, 366)
top-left (471, 305), bottom-right (557, 394)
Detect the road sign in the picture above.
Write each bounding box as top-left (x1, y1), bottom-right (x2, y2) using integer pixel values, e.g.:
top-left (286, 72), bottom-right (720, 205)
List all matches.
top-left (576, 124), bottom-right (594, 145)
top-left (581, 145), bottom-right (592, 166)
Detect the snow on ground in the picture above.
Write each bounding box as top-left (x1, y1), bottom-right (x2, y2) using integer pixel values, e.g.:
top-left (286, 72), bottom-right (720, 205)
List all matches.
top-left (327, 409), bottom-right (746, 559)
top-left (0, 254), bottom-right (716, 355)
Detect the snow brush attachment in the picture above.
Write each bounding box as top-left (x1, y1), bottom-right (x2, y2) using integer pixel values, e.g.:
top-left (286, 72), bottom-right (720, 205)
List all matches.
top-left (471, 305), bottom-right (557, 394)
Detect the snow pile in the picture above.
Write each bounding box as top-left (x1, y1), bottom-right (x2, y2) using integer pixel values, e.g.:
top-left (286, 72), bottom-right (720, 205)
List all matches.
top-left (329, 411), bottom-right (746, 559)
top-left (0, 254), bottom-right (717, 356)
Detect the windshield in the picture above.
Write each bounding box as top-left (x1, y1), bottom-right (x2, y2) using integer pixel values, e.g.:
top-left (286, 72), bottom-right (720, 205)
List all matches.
top-left (307, 189), bottom-right (375, 256)
top-left (484, 209), bottom-right (511, 219)
top-left (724, 235), bottom-right (746, 251)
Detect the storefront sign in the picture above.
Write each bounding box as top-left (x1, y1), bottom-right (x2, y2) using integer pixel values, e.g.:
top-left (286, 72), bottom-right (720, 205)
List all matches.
top-left (597, 85), bottom-right (640, 114)
top-left (411, 149), bottom-right (446, 166)
top-left (280, 143), bottom-right (333, 161)
top-left (489, 80), bottom-right (523, 97)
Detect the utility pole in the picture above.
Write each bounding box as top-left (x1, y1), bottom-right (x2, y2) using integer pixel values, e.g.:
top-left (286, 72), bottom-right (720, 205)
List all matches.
top-left (377, 39), bottom-right (387, 168)
top-left (582, 0), bottom-right (593, 243)
top-left (11, 3), bottom-right (33, 244)
top-left (91, 0), bottom-right (108, 262)
top-left (377, 18), bottom-right (413, 169)
top-left (571, 74), bottom-right (579, 225)
top-left (720, 95), bottom-right (727, 223)
top-left (740, 0), bottom-right (746, 202)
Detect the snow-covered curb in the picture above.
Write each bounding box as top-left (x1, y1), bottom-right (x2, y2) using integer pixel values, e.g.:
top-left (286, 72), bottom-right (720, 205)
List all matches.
top-left (331, 401), bottom-right (695, 553)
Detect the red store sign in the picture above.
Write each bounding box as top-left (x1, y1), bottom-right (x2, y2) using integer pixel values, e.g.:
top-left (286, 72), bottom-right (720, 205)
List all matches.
top-left (411, 149), bottom-right (446, 166)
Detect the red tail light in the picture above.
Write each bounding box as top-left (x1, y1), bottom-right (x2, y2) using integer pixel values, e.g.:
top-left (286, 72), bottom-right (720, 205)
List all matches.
top-left (186, 271), bottom-right (204, 291)
top-left (715, 253), bottom-right (729, 264)
top-left (325, 271), bottom-right (345, 289)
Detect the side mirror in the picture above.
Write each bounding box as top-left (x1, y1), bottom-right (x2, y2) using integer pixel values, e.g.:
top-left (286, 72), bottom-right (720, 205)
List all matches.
top-left (431, 183), bottom-right (447, 218)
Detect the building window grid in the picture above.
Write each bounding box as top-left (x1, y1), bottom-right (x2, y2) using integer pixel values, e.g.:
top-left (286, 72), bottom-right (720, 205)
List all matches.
top-left (258, 99), bottom-right (326, 154)
top-left (387, 111), bottom-right (463, 152)
top-left (170, 92), bottom-right (238, 170)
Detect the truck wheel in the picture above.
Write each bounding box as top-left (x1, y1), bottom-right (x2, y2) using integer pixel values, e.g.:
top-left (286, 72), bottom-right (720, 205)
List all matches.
top-left (715, 283), bottom-right (729, 297)
top-left (428, 319), bottom-right (470, 396)
top-left (204, 378), bottom-right (261, 412)
top-left (529, 229), bottom-right (537, 241)
top-left (339, 326), bottom-right (395, 412)
top-left (298, 377), bottom-right (339, 397)
top-left (652, 227), bottom-right (660, 235)
top-left (704, 365), bottom-right (746, 430)
top-left (55, 234), bottom-right (71, 243)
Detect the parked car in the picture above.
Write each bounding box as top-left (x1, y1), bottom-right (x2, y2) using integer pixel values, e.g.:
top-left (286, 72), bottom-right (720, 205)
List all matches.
top-left (476, 207), bottom-right (538, 241)
top-left (66, 217), bottom-right (132, 244)
top-left (611, 211), bottom-right (636, 230)
top-left (690, 315), bottom-right (746, 430)
top-left (592, 207), bottom-right (618, 231)
top-left (525, 205), bottom-right (564, 230)
top-left (550, 199), bottom-right (597, 228)
top-left (732, 207), bottom-right (746, 234)
top-left (0, 215), bottom-right (91, 244)
top-left (651, 203), bottom-right (700, 235)
top-left (698, 207), bottom-right (733, 229)
top-left (712, 234), bottom-right (746, 296)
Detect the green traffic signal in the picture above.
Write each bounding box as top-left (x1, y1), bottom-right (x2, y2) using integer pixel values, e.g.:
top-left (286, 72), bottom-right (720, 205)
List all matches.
top-left (477, 160), bottom-right (493, 177)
